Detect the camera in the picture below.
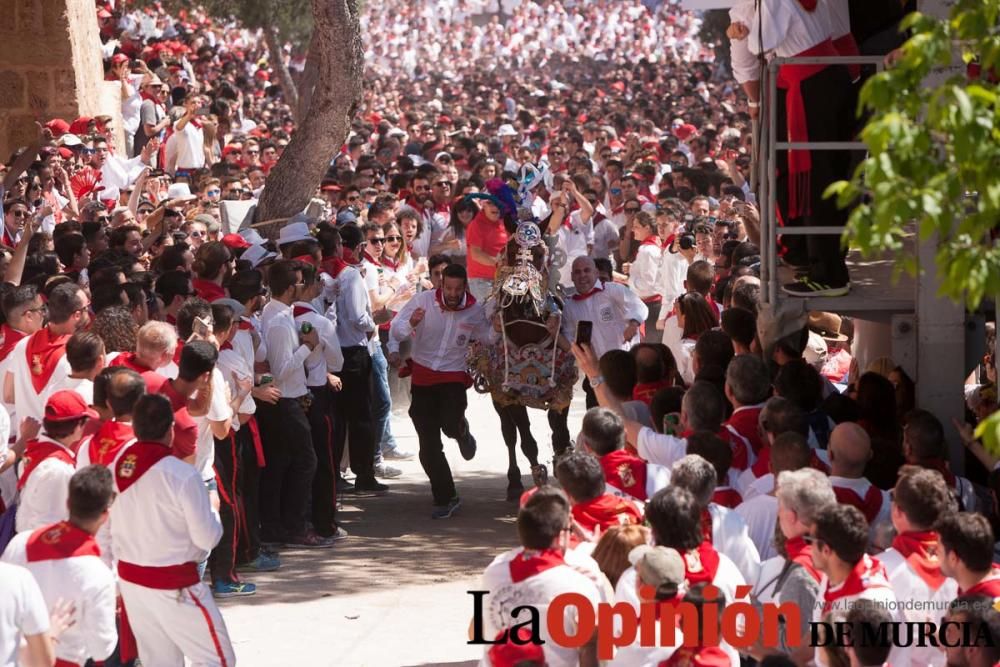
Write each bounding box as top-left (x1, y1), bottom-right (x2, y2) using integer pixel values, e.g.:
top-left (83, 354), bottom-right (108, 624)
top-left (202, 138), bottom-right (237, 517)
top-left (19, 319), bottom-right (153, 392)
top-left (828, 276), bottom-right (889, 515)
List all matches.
top-left (678, 233), bottom-right (696, 250)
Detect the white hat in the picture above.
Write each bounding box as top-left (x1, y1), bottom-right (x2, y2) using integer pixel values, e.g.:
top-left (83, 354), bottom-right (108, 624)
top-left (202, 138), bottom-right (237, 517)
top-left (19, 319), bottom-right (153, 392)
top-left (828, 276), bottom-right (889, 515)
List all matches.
top-left (277, 221), bottom-right (313, 246)
top-left (213, 298), bottom-right (246, 319)
top-left (165, 182), bottom-right (197, 202)
top-left (497, 124), bottom-right (518, 138)
top-left (57, 133), bottom-right (83, 147)
top-left (239, 228), bottom-right (266, 246)
top-left (386, 127), bottom-right (407, 139)
top-left (242, 244), bottom-right (277, 268)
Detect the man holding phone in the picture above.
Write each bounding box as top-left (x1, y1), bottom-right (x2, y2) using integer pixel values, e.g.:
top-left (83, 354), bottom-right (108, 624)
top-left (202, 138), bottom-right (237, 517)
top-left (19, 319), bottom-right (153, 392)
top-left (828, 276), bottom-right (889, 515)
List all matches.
top-left (168, 93), bottom-right (206, 178)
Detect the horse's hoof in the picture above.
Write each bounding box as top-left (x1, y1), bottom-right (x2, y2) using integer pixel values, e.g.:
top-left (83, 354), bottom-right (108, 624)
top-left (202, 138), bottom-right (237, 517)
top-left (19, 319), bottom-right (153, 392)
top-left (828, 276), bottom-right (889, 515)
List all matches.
top-left (506, 481), bottom-right (525, 502)
top-left (531, 464), bottom-right (548, 488)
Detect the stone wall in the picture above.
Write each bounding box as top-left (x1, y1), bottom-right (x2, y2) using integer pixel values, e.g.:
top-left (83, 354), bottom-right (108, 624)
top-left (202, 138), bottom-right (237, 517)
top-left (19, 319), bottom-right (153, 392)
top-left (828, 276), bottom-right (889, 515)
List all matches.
top-left (0, 0), bottom-right (122, 158)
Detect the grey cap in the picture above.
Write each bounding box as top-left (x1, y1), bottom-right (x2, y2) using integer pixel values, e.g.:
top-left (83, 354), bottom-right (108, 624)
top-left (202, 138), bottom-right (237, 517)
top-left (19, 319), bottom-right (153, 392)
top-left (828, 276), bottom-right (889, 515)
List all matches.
top-left (213, 298), bottom-right (246, 319)
top-left (629, 545), bottom-right (686, 589)
top-left (336, 209), bottom-right (358, 226)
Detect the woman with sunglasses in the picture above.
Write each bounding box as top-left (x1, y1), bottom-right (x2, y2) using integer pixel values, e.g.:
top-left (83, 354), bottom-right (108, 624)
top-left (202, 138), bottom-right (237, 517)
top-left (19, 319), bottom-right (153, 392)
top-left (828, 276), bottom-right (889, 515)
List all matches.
top-left (442, 198), bottom-right (475, 267)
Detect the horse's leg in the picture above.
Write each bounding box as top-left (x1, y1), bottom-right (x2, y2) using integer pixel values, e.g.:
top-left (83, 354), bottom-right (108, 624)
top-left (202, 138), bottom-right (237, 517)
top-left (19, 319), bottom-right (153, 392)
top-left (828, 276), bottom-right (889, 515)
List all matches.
top-left (510, 405), bottom-right (539, 467)
top-left (492, 400), bottom-right (523, 500)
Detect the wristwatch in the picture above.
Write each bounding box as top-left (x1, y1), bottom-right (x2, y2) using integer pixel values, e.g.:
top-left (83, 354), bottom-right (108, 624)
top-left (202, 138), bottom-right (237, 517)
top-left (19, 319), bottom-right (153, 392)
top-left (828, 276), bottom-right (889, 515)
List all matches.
top-left (590, 375), bottom-right (605, 387)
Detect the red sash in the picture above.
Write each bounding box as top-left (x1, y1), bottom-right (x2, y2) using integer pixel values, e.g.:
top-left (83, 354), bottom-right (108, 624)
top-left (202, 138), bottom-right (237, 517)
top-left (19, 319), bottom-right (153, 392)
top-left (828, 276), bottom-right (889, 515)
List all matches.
top-left (410, 361), bottom-right (472, 388)
top-left (0, 324), bottom-right (27, 361)
top-left (26, 520), bottom-right (100, 562)
top-left (963, 570), bottom-right (1000, 600)
top-left (26, 327), bottom-right (70, 393)
top-left (488, 627), bottom-right (546, 667)
top-left (571, 494), bottom-right (642, 534)
top-left (833, 482), bottom-right (884, 524)
top-left (822, 554), bottom-right (889, 614)
top-left (891, 530), bottom-right (947, 591)
top-left (725, 405), bottom-right (764, 456)
top-left (508, 548), bottom-right (566, 583)
top-left (785, 535), bottom-right (823, 583)
top-left (18, 439), bottom-right (75, 490)
top-left (660, 645), bottom-right (731, 667)
top-left (711, 487), bottom-right (742, 509)
top-left (776, 39), bottom-right (840, 219)
top-left (114, 440), bottom-right (172, 493)
top-left (832, 32), bottom-right (862, 79)
top-left (683, 541), bottom-right (721, 586)
top-left (632, 378), bottom-right (672, 406)
top-left (602, 449), bottom-right (649, 501)
top-left (87, 420), bottom-right (136, 467)
top-left (118, 560), bottom-right (200, 589)
top-left (192, 278), bottom-right (226, 302)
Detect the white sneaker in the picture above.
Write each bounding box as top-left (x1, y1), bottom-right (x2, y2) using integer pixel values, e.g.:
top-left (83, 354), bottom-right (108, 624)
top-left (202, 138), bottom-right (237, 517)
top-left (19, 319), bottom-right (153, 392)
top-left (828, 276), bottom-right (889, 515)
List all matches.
top-left (383, 448), bottom-right (415, 461)
top-left (374, 463), bottom-right (403, 479)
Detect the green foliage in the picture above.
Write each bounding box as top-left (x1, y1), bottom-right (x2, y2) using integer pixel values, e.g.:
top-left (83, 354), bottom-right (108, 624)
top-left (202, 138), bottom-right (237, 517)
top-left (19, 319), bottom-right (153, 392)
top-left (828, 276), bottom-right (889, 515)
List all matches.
top-left (151, 0), bottom-right (313, 46)
top-left (827, 0), bottom-right (1000, 308)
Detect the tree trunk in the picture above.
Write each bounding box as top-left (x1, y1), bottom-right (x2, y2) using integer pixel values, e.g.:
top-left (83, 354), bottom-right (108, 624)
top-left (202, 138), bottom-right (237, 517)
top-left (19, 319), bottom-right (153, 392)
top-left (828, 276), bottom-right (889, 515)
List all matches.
top-left (264, 25), bottom-right (300, 122)
top-left (296, 49), bottom-right (320, 123)
top-left (255, 0), bottom-right (363, 235)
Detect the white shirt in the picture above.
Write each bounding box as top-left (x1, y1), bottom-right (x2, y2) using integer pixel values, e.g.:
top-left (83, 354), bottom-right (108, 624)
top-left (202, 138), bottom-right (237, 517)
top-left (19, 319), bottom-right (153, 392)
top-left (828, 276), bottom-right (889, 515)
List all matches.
top-left (709, 502), bottom-right (761, 584)
top-left (41, 375), bottom-right (94, 410)
top-left (232, 317), bottom-right (267, 368)
top-left (654, 249), bottom-right (691, 313)
top-left (0, 561), bottom-right (49, 667)
top-left (3, 528), bottom-right (117, 665)
top-left (391, 289), bottom-right (489, 372)
top-left (555, 211), bottom-right (595, 288)
top-left (110, 453), bottom-right (222, 567)
top-left (628, 242), bottom-right (662, 301)
top-left (335, 266), bottom-right (377, 348)
top-left (99, 153), bottom-right (147, 202)
top-left (735, 493), bottom-right (779, 561)
top-left (261, 299), bottom-right (312, 399)
top-left (636, 427), bottom-right (687, 470)
top-left (879, 546), bottom-right (957, 667)
top-left (293, 301), bottom-right (344, 386)
top-left (15, 436), bottom-right (74, 533)
top-left (75, 424), bottom-right (136, 568)
top-left (171, 119), bottom-right (206, 171)
top-left (477, 547), bottom-right (602, 667)
top-left (561, 281), bottom-right (647, 359)
top-left (191, 368), bottom-right (232, 481)
top-left (829, 475), bottom-right (892, 546)
top-left (746, 0), bottom-right (833, 61)
top-left (590, 217), bottom-right (619, 262)
top-left (217, 347), bottom-right (256, 420)
top-left (9, 333), bottom-right (72, 424)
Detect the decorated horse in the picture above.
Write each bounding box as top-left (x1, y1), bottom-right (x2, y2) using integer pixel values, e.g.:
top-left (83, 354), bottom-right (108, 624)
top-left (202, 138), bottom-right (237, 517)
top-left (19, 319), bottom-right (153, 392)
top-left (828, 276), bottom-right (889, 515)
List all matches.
top-left (466, 172), bottom-right (578, 499)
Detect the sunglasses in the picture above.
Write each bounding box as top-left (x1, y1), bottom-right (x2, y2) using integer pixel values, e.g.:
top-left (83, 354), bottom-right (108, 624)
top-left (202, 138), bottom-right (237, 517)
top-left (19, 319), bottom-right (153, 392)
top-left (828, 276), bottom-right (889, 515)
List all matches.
top-left (384, 235), bottom-right (402, 242)
top-left (368, 237), bottom-right (385, 245)
top-left (625, 207), bottom-right (641, 214)
top-left (11, 210), bottom-right (29, 219)
top-left (346, 195), bottom-right (360, 201)
top-left (434, 182), bottom-right (451, 188)
top-left (137, 208), bottom-right (154, 214)
top-left (413, 185), bottom-right (432, 192)
top-left (206, 189), bottom-right (221, 196)
top-left (190, 230), bottom-right (204, 238)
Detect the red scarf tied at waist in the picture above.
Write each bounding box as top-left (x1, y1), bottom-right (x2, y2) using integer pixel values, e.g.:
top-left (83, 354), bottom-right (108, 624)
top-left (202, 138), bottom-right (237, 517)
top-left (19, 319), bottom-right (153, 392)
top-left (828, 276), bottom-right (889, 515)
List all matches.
top-left (776, 38), bottom-right (839, 219)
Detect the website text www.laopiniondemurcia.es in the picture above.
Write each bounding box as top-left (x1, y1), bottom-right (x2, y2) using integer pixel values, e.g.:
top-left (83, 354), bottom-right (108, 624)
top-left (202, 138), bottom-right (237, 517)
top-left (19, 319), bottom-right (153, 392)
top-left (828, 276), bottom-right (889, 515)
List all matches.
top-left (468, 587), bottom-right (1000, 661)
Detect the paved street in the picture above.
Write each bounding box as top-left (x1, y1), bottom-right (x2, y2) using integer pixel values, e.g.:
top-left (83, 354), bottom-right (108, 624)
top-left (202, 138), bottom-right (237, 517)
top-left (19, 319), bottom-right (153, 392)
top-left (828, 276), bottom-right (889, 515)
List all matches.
top-left (219, 387), bottom-right (588, 666)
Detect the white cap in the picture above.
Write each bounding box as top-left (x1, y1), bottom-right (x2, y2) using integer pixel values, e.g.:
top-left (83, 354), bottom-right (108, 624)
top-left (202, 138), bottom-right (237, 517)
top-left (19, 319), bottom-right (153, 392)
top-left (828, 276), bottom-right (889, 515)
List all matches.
top-left (386, 127), bottom-right (407, 139)
top-left (497, 124), bottom-right (518, 138)
top-left (242, 244), bottom-right (277, 268)
top-left (165, 182), bottom-right (197, 202)
top-left (57, 133), bottom-right (83, 147)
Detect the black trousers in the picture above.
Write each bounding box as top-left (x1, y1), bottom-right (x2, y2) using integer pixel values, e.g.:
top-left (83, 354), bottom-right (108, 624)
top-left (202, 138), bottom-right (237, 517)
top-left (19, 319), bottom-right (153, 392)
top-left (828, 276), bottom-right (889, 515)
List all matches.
top-left (642, 301), bottom-right (661, 343)
top-left (775, 64), bottom-right (854, 286)
top-left (256, 397), bottom-right (317, 540)
top-left (333, 346), bottom-right (377, 484)
top-left (237, 416), bottom-right (263, 563)
top-left (209, 428), bottom-right (249, 583)
top-left (410, 382), bottom-right (467, 505)
top-left (307, 384), bottom-right (338, 536)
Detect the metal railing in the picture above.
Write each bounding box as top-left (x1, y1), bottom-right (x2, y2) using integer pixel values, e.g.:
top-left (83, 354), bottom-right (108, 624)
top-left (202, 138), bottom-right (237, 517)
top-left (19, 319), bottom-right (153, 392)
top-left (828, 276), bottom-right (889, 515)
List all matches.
top-left (757, 54), bottom-right (886, 305)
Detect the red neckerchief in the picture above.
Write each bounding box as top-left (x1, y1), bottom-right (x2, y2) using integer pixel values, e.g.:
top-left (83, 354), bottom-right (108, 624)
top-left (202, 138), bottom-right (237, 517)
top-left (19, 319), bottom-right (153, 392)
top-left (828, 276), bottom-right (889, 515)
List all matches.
top-left (165, 313), bottom-right (176, 325)
top-left (18, 438), bottom-right (74, 490)
top-left (114, 440), bottom-right (173, 493)
top-left (110, 351), bottom-right (154, 374)
top-left (891, 530), bottom-right (947, 591)
top-left (700, 508), bottom-right (714, 544)
top-left (798, 0), bottom-right (817, 9)
top-left (601, 449), bottom-right (648, 501)
top-left (683, 541), bottom-right (721, 586)
top-left (362, 251), bottom-right (381, 265)
top-left (87, 420), bottom-right (136, 467)
top-left (640, 236), bottom-right (662, 248)
top-left (325, 247), bottom-right (362, 278)
top-left (293, 303), bottom-right (316, 318)
top-left (434, 288), bottom-right (477, 311)
top-left (2, 227), bottom-right (17, 247)
top-left (785, 535), bottom-right (823, 583)
top-left (712, 487), bottom-right (742, 509)
top-left (724, 405), bottom-right (765, 456)
top-left (0, 324), bottom-right (27, 360)
top-left (191, 278), bottom-right (226, 302)
top-left (776, 38), bottom-right (838, 218)
top-left (921, 458), bottom-right (957, 489)
top-left (833, 482), bottom-right (884, 524)
top-left (508, 548), bottom-right (566, 583)
top-left (238, 319), bottom-right (254, 331)
top-left (632, 378), bottom-right (672, 406)
top-left (571, 494), bottom-right (642, 534)
top-left (961, 569), bottom-right (1000, 599)
top-left (660, 645), bottom-right (731, 667)
top-left (381, 256), bottom-right (399, 271)
top-left (822, 554), bottom-right (889, 614)
top-left (26, 326), bottom-right (70, 392)
top-left (172, 340), bottom-right (184, 365)
top-left (572, 282), bottom-right (604, 301)
top-left (25, 520), bottom-right (100, 562)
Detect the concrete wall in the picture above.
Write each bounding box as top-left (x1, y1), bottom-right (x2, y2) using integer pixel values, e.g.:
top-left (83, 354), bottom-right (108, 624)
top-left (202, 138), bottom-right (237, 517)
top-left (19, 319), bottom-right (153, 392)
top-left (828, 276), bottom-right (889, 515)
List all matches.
top-left (0, 0), bottom-right (122, 158)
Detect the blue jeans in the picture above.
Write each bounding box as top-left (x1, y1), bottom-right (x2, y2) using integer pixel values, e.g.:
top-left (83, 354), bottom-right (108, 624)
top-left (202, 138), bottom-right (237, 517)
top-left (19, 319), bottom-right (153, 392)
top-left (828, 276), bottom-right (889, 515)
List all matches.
top-left (198, 478), bottom-right (218, 580)
top-left (370, 345), bottom-right (397, 462)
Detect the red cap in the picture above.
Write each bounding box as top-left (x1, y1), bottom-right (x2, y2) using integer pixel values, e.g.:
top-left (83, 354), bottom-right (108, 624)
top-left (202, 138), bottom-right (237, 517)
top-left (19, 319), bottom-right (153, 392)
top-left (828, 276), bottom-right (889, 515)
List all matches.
top-left (487, 627), bottom-right (546, 667)
top-left (45, 390), bottom-right (98, 422)
top-left (69, 117), bottom-right (94, 135)
top-left (222, 145), bottom-right (241, 157)
top-left (45, 119), bottom-right (70, 137)
top-left (254, 70), bottom-right (270, 81)
top-left (292, 254), bottom-right (317, 267)
top-left (320, 183), bottom-right (342, 192)
top-left (437, 114), bottom-right (453, 125)
top-left (97, 6), bottom-right (113, 18)
top-left (674, 123), bottom-right (699, 141)
top-left (222, 234), bottom-right (251, 250)
top-left (57, 147), bottom-right (73, 159)
top-left (111, 53), bottom-right (130, 65)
